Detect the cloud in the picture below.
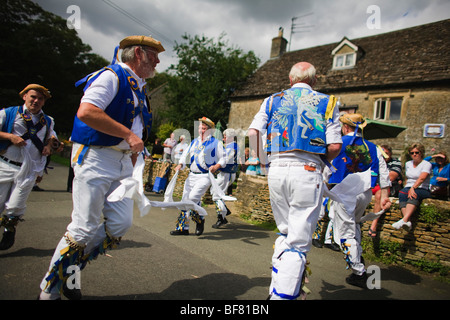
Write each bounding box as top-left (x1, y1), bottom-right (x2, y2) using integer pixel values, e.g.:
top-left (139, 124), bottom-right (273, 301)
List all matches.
top-left (34, 0), bottom-right (450, 73)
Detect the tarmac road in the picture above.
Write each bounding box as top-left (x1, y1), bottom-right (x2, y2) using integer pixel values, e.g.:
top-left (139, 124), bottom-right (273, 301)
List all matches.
top-left (0, 162), bottom-right (449, 302)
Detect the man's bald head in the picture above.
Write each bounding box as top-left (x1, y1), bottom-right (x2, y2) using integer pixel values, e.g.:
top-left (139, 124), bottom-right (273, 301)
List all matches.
top-left (289, 62), bottom-right (317, 87)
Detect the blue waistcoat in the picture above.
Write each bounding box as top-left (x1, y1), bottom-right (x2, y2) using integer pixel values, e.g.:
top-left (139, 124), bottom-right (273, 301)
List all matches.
top-left (71, 64), bottom-right (152, 146)
top-left (221, 141), bottom-right (238, 173)
top-left (0, 105), bottom-right (52, 152)
top-left (265, 87), bottom-right (336, 155)
top-left (329, 135), bottom-right (380, 187)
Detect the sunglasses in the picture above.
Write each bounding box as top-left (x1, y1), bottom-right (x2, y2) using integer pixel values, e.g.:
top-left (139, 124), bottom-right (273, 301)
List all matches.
top-left (410, 151), bottom-right (420, 155)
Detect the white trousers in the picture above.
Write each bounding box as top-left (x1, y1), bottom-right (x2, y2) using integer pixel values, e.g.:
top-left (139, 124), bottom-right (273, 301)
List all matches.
top-left (330, 189), bottom-right (372, 275)
top-left (267, 164), bottom-right (324, 299)
top-left (212, 171), bottom-right (236, 217)
top-left (0, 159), bottom-right (35, 217)
top-left (177, 172), bottom-right (212, 230)
top-left (40, 146), bottom-right (134, 292)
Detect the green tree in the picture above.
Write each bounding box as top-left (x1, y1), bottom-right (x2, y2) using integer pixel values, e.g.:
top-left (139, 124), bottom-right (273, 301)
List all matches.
top-left (0, 0), bottom-right (108, 135)
top-left (164, 33), bottom-right (260, 132)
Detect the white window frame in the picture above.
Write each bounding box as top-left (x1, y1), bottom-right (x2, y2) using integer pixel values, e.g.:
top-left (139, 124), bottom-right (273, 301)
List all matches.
top-left (374, 97), bottom-right (403, 121)
top-left (333, 52), bottom-right (356, 69)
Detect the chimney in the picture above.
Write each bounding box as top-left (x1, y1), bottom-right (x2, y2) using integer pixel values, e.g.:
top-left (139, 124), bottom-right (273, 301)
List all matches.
top-left (270, 27), bottom-right (288, 59)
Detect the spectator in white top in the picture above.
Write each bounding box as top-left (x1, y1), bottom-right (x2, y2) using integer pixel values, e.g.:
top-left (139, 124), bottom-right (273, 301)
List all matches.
top-left (393, 143), bottom-right (432, 230)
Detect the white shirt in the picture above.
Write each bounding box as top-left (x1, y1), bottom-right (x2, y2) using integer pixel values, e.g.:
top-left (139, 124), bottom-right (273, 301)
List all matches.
top-left (81, 62), bottom-right (146, 150)
top-left (179, 135), bottom-right (226, 173)
top-left (0, 105), bottom-right (57, 163)
top-left (404, 160), bottom-right (432, 189)
top-left (248, 83), bottom-right (342, 167)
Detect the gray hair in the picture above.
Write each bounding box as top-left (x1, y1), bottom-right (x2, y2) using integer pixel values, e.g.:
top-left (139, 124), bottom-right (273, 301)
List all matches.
top-left (121, 45), bottom-right (138, 63)
top-left (289, 62), bottom-right (316, 85)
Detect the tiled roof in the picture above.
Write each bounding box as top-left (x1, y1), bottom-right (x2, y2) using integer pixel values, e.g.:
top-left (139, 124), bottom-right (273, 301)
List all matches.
top-left (232, 19), bottom-right (450, 99)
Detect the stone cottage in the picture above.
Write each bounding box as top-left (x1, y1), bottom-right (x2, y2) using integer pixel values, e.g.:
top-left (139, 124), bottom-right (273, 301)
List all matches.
top-left (228, 19), bottom-right (450, 157)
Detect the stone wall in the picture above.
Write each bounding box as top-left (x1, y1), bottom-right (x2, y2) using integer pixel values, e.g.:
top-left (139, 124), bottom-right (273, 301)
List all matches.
top-left (232, 173), bottom-right (450, 267)
top-left (228, 87), bottom-right (450, 159)
top-left (143, 160), bottom-right (213, 203)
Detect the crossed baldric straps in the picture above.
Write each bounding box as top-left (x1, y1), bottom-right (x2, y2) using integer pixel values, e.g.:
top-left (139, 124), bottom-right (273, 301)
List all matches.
top-left (19, 107), bottom-right (50, 154)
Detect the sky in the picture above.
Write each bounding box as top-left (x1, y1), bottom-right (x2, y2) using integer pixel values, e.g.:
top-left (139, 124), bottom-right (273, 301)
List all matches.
top-left (33, 0), bottom-right (450, 73)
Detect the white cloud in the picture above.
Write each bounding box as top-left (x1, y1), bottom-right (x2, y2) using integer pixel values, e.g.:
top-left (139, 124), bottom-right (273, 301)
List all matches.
top-left (33, 0), bottom-right (450, 73)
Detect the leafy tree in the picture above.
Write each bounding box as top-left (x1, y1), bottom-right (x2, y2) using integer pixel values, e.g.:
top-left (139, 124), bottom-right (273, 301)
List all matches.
top-left (164, 33), bottom-right (260, 132)
top-left (0, 0), bottom-right (108, 135)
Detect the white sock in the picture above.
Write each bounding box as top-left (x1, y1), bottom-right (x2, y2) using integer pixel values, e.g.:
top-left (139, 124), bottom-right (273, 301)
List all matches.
top-left (38, 291), bottom-right (60, 300)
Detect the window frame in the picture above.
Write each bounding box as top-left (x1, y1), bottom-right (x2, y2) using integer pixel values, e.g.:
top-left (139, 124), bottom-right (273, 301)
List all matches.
top-left (373, 97), bottom-right (403, 121)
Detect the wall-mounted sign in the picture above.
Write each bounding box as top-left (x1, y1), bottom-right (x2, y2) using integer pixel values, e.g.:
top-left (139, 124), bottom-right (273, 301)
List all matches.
top-left (423, 124), bottom-right (445, 138)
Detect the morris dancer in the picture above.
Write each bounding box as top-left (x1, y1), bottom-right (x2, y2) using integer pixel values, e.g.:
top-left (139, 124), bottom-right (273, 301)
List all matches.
top-left (248, 62), bottom-right (342, 300)
top-left (0, 84), bottom-right (60, 250)
top-left (170, 117), bottom-right (226, 236)
top-left (212, 128), bottom-right (239, 228)
top-left (39, 35), bottom-right (164, 300)
top-left (328, 113), bottom-right (391, 288)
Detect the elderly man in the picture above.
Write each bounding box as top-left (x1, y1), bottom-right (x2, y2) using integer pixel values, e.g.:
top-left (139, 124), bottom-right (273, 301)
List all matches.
top-left (248, 62), bottom-right (342, 300)
top-left (328, 113), bottom-right (391, 288)
top-left (39, 35), bottom-right (164, 300)
top-left (171, 117), bottom-right (226, 236)
top-left (0, 84), bottom-right (59, 250)
top-left (212, 128), bottom-right (239, 228)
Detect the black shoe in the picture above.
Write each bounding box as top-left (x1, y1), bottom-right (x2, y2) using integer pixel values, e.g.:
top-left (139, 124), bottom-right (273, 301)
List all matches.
top-left (212, 216), bottom-right (228, 229)
top-left (0, 230), bottom-right (16, 250)
top-left (32, 185), bottom-right (45, 191)
top-left (324, 243), bottom-right (341, 251)
top-left (170, 229), bottom-right (189, 236)
top-left (63, 282), bottom-right (82, 300)
top-left (312, 239), bottom-right (323, 248)
top-left (195, 219), bottom-right (205, 236)
top-left (346, 272), bottom-right (368, 289)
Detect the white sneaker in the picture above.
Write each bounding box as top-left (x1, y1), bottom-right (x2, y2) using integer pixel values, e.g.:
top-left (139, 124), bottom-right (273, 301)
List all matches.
top-left (392, 219), bottom-right (405, 230)
top-left (392, 219), bottom-right (411, 230)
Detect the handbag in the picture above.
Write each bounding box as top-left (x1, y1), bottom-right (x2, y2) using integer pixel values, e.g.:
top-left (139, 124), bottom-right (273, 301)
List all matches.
top-left (430, 184), bottom-right (448, 197)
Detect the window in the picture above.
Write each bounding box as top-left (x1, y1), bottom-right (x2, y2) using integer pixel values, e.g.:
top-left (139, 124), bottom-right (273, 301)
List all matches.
top-left (374, 98), bottom-right (402, 120)
top-left (331, 38), bottom-right (358, 70)
top-left (333, 52), bottom-right (356, 69)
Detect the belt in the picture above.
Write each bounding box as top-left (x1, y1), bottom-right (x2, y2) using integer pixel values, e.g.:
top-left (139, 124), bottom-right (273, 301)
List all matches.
top-left (190, 171), bottom-right (208, 174)
top-left (90, 145), bottom-right (133, 154)
top-left (0, 155), bottom-right (22, 167)
top-left (270, 161), bottom-right (321, 172)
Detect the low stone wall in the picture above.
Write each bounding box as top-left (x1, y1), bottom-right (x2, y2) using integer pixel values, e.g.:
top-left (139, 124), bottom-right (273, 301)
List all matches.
top-left (232, 173), bottom-right (450, 267)
top-left (362, 199), bottom-right (450, 267)
top-left (145, 162), bottom-right (450, 267)
top-left (143, 160), bottom-right (213, 203)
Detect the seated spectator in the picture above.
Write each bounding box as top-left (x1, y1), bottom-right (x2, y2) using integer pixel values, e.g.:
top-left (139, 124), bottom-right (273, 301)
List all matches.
top-left (245, 149), bottom-right (260, 175)
top-left (425, 150), bottom-right (450, 201)
top-left (369, 144), bottom-right (403, 237)
top-left (240, 147), bottom-right (250, 173)
top-left (393, 143), bottom-right (431, 230)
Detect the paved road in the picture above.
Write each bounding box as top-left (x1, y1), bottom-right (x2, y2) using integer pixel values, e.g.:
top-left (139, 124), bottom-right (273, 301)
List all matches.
top-left (1, 162), bottom-right (449, 302)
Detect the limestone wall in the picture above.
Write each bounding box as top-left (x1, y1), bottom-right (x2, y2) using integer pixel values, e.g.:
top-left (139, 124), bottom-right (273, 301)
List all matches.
top-left (232, 173), bottom-right (450, 267)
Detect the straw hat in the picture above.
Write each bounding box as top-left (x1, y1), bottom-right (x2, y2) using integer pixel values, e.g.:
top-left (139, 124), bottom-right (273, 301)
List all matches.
top-left (19, 84), bottom-right (51, 99)
top-left (339, 113), bottom-right (367, 128)
top-left (198, 117), bottom-right (215, 128)
top-left (119, 35), bottom-right (165, 53)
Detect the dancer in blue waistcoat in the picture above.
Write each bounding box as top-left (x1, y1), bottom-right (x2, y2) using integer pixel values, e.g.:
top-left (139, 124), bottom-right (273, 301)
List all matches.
top-left (328, 113), bottom-right (391, 289)
top-left (39, 35), bottom-right (164, 300)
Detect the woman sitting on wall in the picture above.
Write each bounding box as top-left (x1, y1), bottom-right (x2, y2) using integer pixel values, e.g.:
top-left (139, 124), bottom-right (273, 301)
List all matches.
top-left (392, 143), bottom-right (432, 230)
top-left (425, 150), bottom-right (450, 201)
